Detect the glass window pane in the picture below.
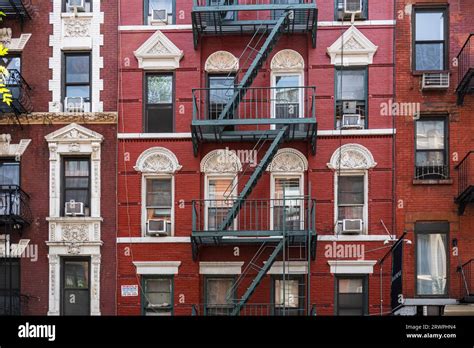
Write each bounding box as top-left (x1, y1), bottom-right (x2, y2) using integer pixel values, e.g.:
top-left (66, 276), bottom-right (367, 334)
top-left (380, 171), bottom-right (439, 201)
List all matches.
top-left (275, 279), bottom-right (300, 308)
top-left (0, 260), bottom-right (20, 289)
top-left (338, 176), bottom-right (364, 205)
top-left (0, 57), bottom-right (21, 71)
top-left (146, 105), bottom-right (173, 133)
top-left (274, 178), bottom-right (301, 199)
top-left (64, 261), bottom-right (89, 289)
top-left (208, 178), bottom-right (233, 200)
top-left (65, 190), bottom-right (88, 205)
top-left (207, 278), bottom-right (234, 305)
top-left (147, 75), bottom-right (172, 104)
top-left (146, 179), bottom-right (172, 207)
top-left (416, 120), bottom-right (445, 150)
top-left (66, 55), bottom-right (90, 83)
top-left (338, 206), bottom-right (363, 220)
top-left (336, 70), bottom-right (366, 100)
top-left (65, 178), bottom-right (89, 189)
top-left (415, 151), bottom-right (445, 167)
top-left (65, 160), bottom-right (89, 177)
top-left (148, 0), bottom-right (174, 23)
top-left (415, 11), bottom-right (444, 41)
top-left (417, 233), bottom-right (447, 295)
top-left (0, 162), bottom-right (20, 185)
top-left (66, 86), bottom-right (90, 100)
top-left (338, 278), bottom-right (364, 293)
top-left (415, 43), bottom-right (444, 71)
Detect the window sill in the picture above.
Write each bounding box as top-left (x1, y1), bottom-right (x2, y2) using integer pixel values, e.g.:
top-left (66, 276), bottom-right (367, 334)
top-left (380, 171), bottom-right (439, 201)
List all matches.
top-left (412, 70), bottom-right (449, 77)
top-left (61, 12), bottom-right (94, 18)
top-left (412, 178), bottom-right (453, 185)
top-left (46, 216), bottom-right (103, 222)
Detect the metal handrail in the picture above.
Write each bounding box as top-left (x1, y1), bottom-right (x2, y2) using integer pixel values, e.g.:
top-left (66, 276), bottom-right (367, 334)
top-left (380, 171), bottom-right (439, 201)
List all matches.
top-left (457, 34), bottom-right (474, 89)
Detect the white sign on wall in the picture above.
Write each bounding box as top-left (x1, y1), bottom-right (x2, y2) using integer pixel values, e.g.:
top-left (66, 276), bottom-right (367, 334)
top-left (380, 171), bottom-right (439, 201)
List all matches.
top-left (121, 285), bottom-right (139, 297)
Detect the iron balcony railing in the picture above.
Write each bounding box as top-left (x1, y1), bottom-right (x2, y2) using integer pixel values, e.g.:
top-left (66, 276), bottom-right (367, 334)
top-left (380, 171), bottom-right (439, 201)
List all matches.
top-left (455, 151), bottom-right (474, 214)
top-left (456, 34), bottom-right (474, 104)
top-left (414, 164), bottom-right (449, 180)
top-left (192, 86), bottom-right (316, 125)
top-left (188, 303), bottom-right (309, 316)
top-left (459, 259), bottom-right (473, 303)
top-left (0, 0), bottom-right (32, 19)
top-left (0, 290), bottom-right (21, 315)
top-left (0, 185), bottom-right (32, 226)
top-left (192, 197), bottom-right (316, 234)
top-left (0, 69), bottom-right (33, 116)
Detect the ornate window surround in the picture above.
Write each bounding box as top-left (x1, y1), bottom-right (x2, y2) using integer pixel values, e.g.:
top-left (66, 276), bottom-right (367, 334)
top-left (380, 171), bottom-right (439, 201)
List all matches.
top-left (134, 147), bottom-right (182, 236)
top-left (205, 51), bottom-right (239, 73)
top-left (328, 144), bottom-right (377, 236)
top-left (0, 134), bottom-right (31, 159)
top-left (134, 30), bottom-right (184, 70)
top-left (326, 25), bottom-right (378, 66)
top-left (45, 123), bottom-right (104, 316)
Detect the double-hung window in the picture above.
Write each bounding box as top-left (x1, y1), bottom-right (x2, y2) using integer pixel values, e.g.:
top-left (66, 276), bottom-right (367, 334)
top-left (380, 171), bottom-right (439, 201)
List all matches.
top-left (415, 118), bottom-right (448, 180)
top-left (0, 56), bottom-right (21, 103)
top-left (0, 160), bottom-right (20, 216)
top-left (144, 0), bottom-right (175, 25)
top-left (64, 53), bottom-right (91, 112)
top-left (337, 175), bottom-right (365, 234)
top-left (335, 0), bottom-right (368, 21)
top-left (145, 74), bottom-right (174, 133)
top-left (336, 276), bottom-right (368, 315)
top-left (206, 177), bottom-right (235, 231)
top-left (416, 222), bottom-right (448, 296)
top-left (143, 277), bottom-right (173, 315)
top-left (273, 276), bottom-right (304, 316)
top-left (273, 74), bottom-right (303, 128)
top-left (272, 177), bottom-right (303, 231)
top-left (208, 75), bottom-right (235, 131)
top-left (413, 8), bottom-right (447, 72)
top-left (62, 157), bottom-right (91, 216)
top-left (205, 277), bottom-right (235, 315)
top-left (63, 0), bottom-right (92, 12)
top-left (145, 178), bottom-right (172, 236)
top-left (335, 68), bottom-right (367, 129)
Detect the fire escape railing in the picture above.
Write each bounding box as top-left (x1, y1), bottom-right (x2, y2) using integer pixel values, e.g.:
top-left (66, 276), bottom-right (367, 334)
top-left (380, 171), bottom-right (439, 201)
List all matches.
top-left (0, 69), bottom-right (33, 118)
top-left (0, 0), bottom-right (32, 21)
top-left (459, 259), bottom-right (473, 303)
top-left (456, 34), bottom-right (474, 105)
top-left (0, 185), bottom-right (32, 226)
top-left (455, 151), bottom-right (474, 215)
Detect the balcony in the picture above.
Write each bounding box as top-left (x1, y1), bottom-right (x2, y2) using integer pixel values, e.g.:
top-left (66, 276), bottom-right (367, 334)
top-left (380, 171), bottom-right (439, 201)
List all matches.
top-left (458, 259), bottom-right (474, 303)
top-left (191, 86), bottom-right (317, 152)
top-left (0, 185), bottom-right (32, 227)
top-left (187, 303), bottom-right (313, 316)
top-left (0, 69), bottom-right (33, 119)
top-left (191, 0), bottom-right (318, 48)
top-left (456, 34), bottom-right (474, 105)
top-left (191, 197), bottom-right (316, 255)
top-left (455, 151), bottom-right (474, 215)
top-left (0, 0), bottom-right (32, 21)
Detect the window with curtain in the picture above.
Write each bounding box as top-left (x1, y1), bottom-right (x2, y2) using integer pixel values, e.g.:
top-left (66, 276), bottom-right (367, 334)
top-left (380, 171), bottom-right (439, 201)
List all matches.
top-left (146, 178), bottom-right (172, 235)
top-left (337, 175), bottom-right (365, 233)
top-left (336, 276), bottom-right (367, 315)
top-left (143, 277), bottom-right (173, 316)
top-left (145, 0), bottom-right (174, 25)
top-left (0, 161), bottom-right (20, 216)
top-left (64, 53), bottom-right (91, 112)
top-left (207, 177), bottom-right (234, 231)
top-left (273, 177), bottom-right (302, 231)
top-left (208, 75), bottom-right (235, 131)
top-left (414, 8), bottom-right (447, 71)
top-left (273, 276), bottom-right (304, 316)
top-left (274, 75), bottom-right (302, 123)
top-left (62, 158), bottom-right (90, 216)
top-left (63, 0), bottom-right (92, 12)
top-left (205, 277), bottom-right (235, 315)
top-left (145, 74), bottom-right (174, 133)
top-left (335, 68), bottom-right (367, 129)
top-left (416, 233), bottom-right (447, 296)
top-left (415, 118), bottom-right (447, 179)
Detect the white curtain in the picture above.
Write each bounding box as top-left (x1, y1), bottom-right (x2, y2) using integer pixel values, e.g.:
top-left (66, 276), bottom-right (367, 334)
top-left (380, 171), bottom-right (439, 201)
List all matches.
top-left (417, 233), bottom-right (447, 295)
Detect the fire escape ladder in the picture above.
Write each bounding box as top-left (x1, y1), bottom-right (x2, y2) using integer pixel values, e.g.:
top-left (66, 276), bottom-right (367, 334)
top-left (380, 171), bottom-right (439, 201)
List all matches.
top-left (217, 11), bottom-right (290, 123)
top-left (231, 238), bottom-right (284, 316)
top-left (218, 126), bottom-right (287, 231)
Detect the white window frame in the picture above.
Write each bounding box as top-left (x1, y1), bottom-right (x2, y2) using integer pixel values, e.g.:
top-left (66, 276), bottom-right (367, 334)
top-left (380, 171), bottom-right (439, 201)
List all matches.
top-left (270, 173), bottom-right (304, 231)
top-left (270, 72), bottom-right (304, 130)
top-left (141, 174), bottom-right (175, 237)
top-left (334, 170), bottom-right (368, 235)
top-left (204, 174), bottom-right (238, 231)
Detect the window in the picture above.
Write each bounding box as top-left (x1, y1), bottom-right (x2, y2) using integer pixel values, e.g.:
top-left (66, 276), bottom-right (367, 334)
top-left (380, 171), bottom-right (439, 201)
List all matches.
top-left (336, 276), bottom-right (367, 315)
top-left (1, 56), bottom-right (21, 101)
top-left (416, 222), bottom-right (448, 296)
top-left (145, 74), bottom-right (174, 133)
top-left (63, 0), bottom-right (92, 12)
top-left (207, 0), bottom-right (237, 22)
top-left (208, 75), bottom-right (235, 131)
top-left (273, 276), bottom-right (304, 316)
top-left (335, 0), bottom-right (368, 21)
top-left (335, 68), bottom-right (367, 129)
top-left (272, 177), bottom-right (303, 231)
top-left (145, 178), bottom-right (172, 236)
top-left (142, 277), bottom-right (173, 315)
top-left (272, 0), bottom-right (304, 23)
top-left (413, 8), bottom-right (447, 71)
top-left (205, 277), bottom-right (235, 315)
top-left (415, 118), bottom-right (448, 180)
top-left (0, 56), bottom-right (21, 72)
top-left (0, 259), bottom-right (20, 315)
top-left (0, 160), bottom-right (20, 216)
top-left (64, 53), bottom-right (91, 112)
top-left (273, 74), bottom-right (302, 126)
top-left (336, 175), bottom-right (365, 234)
top-left (62, 258), bottom-right (90, 315)
top-left (62, 157), bottom-right (90, 216)
top-left (144, 0), bottom-right (174, 25)
top-left (206, 177), bottom-right (235, 231)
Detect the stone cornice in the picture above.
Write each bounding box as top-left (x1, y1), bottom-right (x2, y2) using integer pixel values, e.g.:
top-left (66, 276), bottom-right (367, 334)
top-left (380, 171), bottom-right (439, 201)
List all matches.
top-left (0, 112), bottom-right (118, 125)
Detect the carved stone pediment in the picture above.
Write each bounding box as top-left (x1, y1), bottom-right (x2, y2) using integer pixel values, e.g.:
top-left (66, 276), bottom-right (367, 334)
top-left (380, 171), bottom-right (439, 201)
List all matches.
top-left (134, 30), bottom-right (183, 70)
top-left (271, 49), bottom-right (305, 71)
top-left (201, 149), bottom-right (242, 174)
top-left (135, 147), bottom-right (182, 174)
top-left (205, 51), bottom-right (239, 73)
top-left (267, 148), bottom-right (308, 172)
top-left (327, 144), bottom-right (377, 170)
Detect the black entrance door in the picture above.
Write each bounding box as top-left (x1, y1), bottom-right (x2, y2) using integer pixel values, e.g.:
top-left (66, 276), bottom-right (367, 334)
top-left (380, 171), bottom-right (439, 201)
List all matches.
top-left (62, 258), bottom-right (90, 316)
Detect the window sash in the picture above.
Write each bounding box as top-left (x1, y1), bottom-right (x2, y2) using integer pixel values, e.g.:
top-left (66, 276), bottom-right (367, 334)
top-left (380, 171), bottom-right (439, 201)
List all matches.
top-left (63, 0), bottom-right (92, 12)
top-left (337, 277), bottom-right (366, 315)
top-left (145, 0), bottom-right (175, 25)
top-left (64, 54), bottom-right (91, 102)
top-left (416, 232), bottom-right (448, 296)
top-left (414, 9), bottom-right (447, 71)
top-left (63, 158), bottom-right (90, 209)
top-left (335, 69), bottom-right (366, 101)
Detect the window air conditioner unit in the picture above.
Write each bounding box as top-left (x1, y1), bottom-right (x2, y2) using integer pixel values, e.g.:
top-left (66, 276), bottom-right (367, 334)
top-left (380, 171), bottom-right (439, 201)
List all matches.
top-left (341, 219), bottom-right (363, 234)
top-left (421, 72), bottom-right (450, 90)
top-left (64, 97), bottom-right (84, 113)
top-left (344, 0), bottom-right (363, 14)
top-left (151, 9), bottom-right (168, 25)
top-left (147, 219), bottom-right (170, 236)
top-left (65, 200), bottom-right (85, 216)
top-left (342, 114), bottom-right (362, 129)
top-left (68, 0), bottom-right (86, 12)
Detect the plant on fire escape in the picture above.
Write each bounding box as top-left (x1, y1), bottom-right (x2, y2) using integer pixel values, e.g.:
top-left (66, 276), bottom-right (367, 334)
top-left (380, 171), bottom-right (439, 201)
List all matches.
top-left (0, 10), bottom-right (12, 106)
